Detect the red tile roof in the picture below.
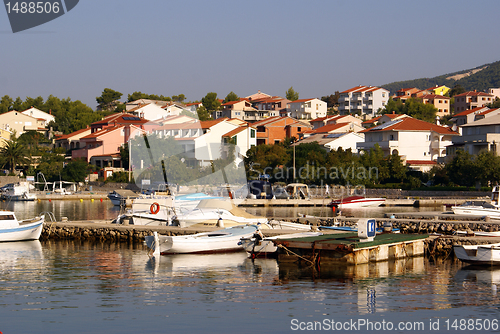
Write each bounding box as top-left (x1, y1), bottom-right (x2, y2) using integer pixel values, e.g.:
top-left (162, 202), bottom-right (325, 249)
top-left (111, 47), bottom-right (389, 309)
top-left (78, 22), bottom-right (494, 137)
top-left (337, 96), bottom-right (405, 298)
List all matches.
top-left (453, 107), bottom-right (489, 117)
top-left (406, 160), bottom-right (438, 165)
top-left (362, 117), bottom-right (458, 135)
top-left (454, 91), bottom-right (493, 97)
top-left (312, 122), bottom-right (351, 133)
top-left (222, 126), bottom-right (251, 138)
top-left (199, 118), bottom-right (228, 129)
top-left (289, 98), bottom-right (315, 103)
top-left (55, 127), bottom-right (91, 141)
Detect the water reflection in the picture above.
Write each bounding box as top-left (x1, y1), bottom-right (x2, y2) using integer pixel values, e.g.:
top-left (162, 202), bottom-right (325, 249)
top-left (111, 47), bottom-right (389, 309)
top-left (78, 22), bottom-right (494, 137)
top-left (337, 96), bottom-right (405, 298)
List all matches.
top-left (0, 240), bottom-right (499, 334)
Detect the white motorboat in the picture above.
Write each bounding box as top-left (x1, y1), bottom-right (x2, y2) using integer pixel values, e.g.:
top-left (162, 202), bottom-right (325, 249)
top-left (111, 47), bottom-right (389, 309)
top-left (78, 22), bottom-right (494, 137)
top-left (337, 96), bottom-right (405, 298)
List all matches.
top-left (452, 185), bottom-right (500, 218)
top-left (329, 195), bottom-right (385, 209)
top-left (172, 199), bottom-right (268, 228)
top-left (144, 224), bottom-right (258, 255)
top-left (117, 192), bottom-right (223, 226)
top-left (239, 231), bottom-right (323, 258)
top-left (2, 182), bottom-right (37, 201)
top-left (0, 211), bottom-right (44, 242)
top-left (453, 242), bottom-right (500, 266)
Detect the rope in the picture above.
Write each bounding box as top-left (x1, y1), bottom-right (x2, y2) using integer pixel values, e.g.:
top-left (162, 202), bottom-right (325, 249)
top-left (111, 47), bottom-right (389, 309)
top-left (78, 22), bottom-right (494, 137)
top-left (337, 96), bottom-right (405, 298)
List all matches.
top-left (277, 244), bottom-right (316, 266)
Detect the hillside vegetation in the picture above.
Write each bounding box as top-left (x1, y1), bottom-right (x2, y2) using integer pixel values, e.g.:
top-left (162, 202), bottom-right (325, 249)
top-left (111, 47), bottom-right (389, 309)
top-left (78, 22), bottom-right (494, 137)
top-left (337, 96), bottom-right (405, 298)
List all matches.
top-left (381, 60), bottom-right (500, 94)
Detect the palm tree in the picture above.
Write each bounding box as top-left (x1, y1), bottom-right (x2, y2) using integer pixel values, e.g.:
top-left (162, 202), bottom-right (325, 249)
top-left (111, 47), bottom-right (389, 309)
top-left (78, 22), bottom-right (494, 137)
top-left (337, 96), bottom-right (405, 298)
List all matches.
top-left (0, 139), bottom-right (30, 174)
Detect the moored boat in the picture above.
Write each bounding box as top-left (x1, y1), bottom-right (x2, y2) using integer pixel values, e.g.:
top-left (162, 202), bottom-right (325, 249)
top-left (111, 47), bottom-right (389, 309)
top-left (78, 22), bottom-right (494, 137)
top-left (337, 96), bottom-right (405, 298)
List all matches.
top-left (453, 242), bottom-right (500, 266)
top-left (239, 231), bottom-right (323, 258)
top-left (452, 185), bottom-right (500, 218)
top-left (0, 211), bottom-right (45, 242)
top-left (144, 224), bottom-right (258, 255)
top-left (329, 195), bottom-right (386, 208)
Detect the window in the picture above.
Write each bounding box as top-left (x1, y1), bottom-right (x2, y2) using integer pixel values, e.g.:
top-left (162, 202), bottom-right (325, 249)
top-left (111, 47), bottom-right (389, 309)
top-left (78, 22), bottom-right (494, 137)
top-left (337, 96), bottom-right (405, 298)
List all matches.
top-left (250, 129), bottom-right (255, 138)
top-left (297, 127), bottom-right (301, 132)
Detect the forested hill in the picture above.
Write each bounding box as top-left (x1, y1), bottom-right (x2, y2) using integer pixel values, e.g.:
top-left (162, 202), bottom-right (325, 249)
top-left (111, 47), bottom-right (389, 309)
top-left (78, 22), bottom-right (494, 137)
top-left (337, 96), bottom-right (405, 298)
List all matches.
top-left (381, 60), bottom-right (500, 94)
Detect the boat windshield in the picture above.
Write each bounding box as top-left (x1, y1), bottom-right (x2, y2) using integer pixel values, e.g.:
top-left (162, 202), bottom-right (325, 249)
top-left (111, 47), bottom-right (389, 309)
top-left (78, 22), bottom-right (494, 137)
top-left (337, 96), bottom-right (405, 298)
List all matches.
top-left (0, 215), bottom-right (15, 220)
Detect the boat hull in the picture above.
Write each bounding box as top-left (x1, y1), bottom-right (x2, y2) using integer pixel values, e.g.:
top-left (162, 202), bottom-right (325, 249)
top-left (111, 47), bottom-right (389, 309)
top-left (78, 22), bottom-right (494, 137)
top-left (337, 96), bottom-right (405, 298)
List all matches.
top-left (331, 196), bottom-right (385, 209)
top-left (0, 218), bottom-right (44, 242)
top-left (453, 243), bottom-right (500, 266)
top-left (240, 231), bottom-right (323, 257)
top-left (145, 225), bottom-right (258, 254)
top-left (452, 206), bottom-right (500, 219)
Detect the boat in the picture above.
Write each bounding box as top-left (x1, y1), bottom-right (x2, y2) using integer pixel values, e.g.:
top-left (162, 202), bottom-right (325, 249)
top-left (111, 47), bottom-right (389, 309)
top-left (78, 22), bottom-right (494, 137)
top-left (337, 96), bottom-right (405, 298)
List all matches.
top-left (107, 189), bottom-right (139, 206)
top-left (453, 242), bottom-right (500, 266)
top-left (0, 211), bottom-right (44, 242)
top-left (116, 192), bottom-right (224, 226)
top-left (454, 230), bottom-right (500, 237)
top-left (329, 195), bottom-right (385, 208)
top-left (319, 224), bottom-right (400, 234)
top-left (239, 231), bottom-right (323, 258)
top-left (144, 224), bottom-right (259, 255)
top-left (172, 199), bottom-right (268, 228)
top-left (452, 185), bottom-right (500, 218)
top-left (1, 182), bottom-right (37, 201)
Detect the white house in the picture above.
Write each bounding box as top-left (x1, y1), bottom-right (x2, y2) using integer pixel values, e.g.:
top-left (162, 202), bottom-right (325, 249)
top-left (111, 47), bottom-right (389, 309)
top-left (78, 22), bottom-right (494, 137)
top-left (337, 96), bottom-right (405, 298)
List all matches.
top-left (357, 117), bottom-right (457, 162)
top-left (221, 125), bottom-right (257, 166)
top-left (295, 132), bottom-right (364, 153)
top-left (451, 113), bottom-right (500, 156)
top-left (338, 85), bottom-right (389, 118)
top-left (288, 98), bottom-right (327, 120)
top-left (128, 103), bottom-right (171, 121)
top-left (21, 107), bottom-right (55, 126)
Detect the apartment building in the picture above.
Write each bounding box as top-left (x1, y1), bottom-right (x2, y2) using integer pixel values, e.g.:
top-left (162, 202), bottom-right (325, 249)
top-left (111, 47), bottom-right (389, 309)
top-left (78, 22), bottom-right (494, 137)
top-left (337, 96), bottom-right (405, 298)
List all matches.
top-left (338, 85), bottom-right (389, 118)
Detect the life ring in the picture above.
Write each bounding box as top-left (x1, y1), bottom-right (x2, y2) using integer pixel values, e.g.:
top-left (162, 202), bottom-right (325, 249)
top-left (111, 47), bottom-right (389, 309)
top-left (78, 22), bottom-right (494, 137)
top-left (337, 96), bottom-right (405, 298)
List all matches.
top-left (150, 202), bottom-right (160, 214)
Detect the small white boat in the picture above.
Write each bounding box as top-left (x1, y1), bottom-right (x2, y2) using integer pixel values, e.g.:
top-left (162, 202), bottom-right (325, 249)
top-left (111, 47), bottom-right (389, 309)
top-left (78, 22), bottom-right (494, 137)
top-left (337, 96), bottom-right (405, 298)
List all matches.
top-left (2, 182), bottom-right (37, 201)
top-left (452, 186), bottom-right (500, 218)
top-left (144, 224), bottom-right (258, 255)
top-left (0, 211), bottom-right (44, 242)
top-left (453, 242), bottom-right (500, 266)
top-left (239, 231), bottom-right (323, 258)
top-left (329, 195), bottom-right (385, 208)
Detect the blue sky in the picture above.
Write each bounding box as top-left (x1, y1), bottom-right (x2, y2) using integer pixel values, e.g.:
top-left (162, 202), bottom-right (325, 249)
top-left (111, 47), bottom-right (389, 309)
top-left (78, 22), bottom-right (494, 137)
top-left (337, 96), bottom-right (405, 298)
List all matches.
top-left (2, 0), bottom-right (500, 109)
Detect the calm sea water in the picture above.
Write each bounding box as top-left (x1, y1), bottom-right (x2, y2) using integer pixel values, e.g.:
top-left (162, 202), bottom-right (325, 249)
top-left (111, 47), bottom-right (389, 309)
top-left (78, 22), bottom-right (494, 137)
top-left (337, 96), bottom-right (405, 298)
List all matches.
top-left (1, 201), bottom-right (498, 333)
top-left (1, 198), bottom-right (437, 222)
top-left (0, 241), bottom-right (499, 334)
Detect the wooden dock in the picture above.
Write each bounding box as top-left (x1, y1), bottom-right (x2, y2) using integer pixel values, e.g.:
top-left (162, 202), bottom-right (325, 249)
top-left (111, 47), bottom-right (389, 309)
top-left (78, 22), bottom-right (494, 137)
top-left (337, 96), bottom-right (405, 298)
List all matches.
top-left (274, 232), bottom-right (428, 265)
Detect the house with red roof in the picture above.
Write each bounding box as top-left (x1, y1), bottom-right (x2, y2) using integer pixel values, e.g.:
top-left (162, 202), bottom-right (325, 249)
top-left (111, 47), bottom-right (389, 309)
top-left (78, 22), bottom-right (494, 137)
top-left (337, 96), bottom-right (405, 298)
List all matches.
top-left (252, 116), bottom-right (311, 145)
top-left (72, 124), bottom-right (147, 166)
top-left (357, 117), bottom-right (458, 168)
top-left (310, 115), bottom-right (362, 129)
top-left (54, 126), bottom-right (92, 151)
top-left (338, 85), bottom-right (389, 118)
top-left (361, 113), bottom-right (409, 129)
top-left (419, 94), bottom-right (451, 118)
top-left (288, 98), bottom-right (327, 120)
top-left (219, 99), bottom-right (256, 120)
top-left (454, 91), bottom-right (494, 114)
top-left (450, 107), bottom-right (490, 127)
top-left (452, 112), bottom-right (500, 157)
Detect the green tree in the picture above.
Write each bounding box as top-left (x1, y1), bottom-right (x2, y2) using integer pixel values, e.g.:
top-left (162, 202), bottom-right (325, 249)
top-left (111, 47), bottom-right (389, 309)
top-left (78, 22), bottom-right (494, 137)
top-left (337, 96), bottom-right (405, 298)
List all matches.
top-left (0, 95), bottom-right (13, 114)
top-left (96, 88), bottom-right (123, 111)
top-left (223, 91), bottom-right (239, 104)
top-left (448, 84), bottom-right (465, 97)
top-left (12, 97), bottom-right (23, 111)
top-left (171, 94), bottom-right (186, 103)
top-left (201, 92), bottom-right (221, 113)
top-left (445, 150), bottom-right (477, 187)
top-left (195, 106), bottom-right (213, 121)
top-left (0, 138), bottom-right (30, 174)
top-left (286, 86), bottom-right (299, 101)
top-left (321, 92), bottom-right (340, 109)
top-left (61, 159), bottom-right (92, 182)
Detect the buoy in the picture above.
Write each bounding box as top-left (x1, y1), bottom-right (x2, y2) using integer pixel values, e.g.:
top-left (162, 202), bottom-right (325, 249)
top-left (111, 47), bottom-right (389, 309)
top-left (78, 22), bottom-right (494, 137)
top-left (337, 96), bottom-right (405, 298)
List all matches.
top-left (100, 198), bottom-right (103, 202)
top-left (80, 199), bottom-right (83, 202)
top-left (150, 202), bottom-right (160, 214)
top-left (49, 199), bottom-right (51, 202)
top-left (91, 199), bottom-right (94, 202)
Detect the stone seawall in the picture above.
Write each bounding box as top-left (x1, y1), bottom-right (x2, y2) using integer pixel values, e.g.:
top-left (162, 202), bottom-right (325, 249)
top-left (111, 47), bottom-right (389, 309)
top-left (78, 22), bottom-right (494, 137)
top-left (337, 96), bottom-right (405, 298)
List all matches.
top-left (41, 220), bottom-right (500, 260)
